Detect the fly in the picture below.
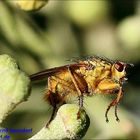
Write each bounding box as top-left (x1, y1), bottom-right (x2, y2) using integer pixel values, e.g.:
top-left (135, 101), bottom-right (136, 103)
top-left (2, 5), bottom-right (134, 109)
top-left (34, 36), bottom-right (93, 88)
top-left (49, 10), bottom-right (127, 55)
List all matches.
top-left (30, 56), bottom-right (133, 125)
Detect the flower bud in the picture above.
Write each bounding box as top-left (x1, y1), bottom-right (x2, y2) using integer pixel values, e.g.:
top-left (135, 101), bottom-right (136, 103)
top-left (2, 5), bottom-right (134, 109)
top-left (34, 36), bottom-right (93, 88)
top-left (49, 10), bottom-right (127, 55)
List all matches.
top-left (12, 0), bottom-right (48, 11)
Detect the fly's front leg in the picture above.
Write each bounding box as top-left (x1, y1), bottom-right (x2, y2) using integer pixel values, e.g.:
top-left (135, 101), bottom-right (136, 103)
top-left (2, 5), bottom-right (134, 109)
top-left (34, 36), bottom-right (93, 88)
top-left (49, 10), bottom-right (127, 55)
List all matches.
top-left (115, 87), bottom-right (123, 121)
top-left (97, 79), bottom-right (123, 122)
top-left (105, 87), bottom-right (123, 122)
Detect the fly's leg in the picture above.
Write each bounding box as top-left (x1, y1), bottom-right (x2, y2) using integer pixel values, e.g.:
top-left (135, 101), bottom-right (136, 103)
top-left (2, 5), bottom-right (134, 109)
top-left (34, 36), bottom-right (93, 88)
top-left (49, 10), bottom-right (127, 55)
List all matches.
top-left (115, 105), bottom-right (119, 122)
top-left (68, 66), bottom-right (88, 119)
top-left (68, 67), bottom-right (83, 109)
top-left (45, 89), bottom-right (65, 127)
top-left (115, 87), bottom-right (123, 122)
top-left (105, 98), bottom-right (121, 122)
top-left (67, 66), bottom-right (88, 107)
top-left (45, 90), bottom-right (58, 127)
top-left (97, 79), bottom-right (123, 122)
top-left (45, 76), bottom-right (80, 127)
top-left (46, 105), bottom-right (57, 127)
top-left (105, 99), bottom-right (117, 122)
top-left (44, 77), bottom-right (63, 127)
top-left (105, 87), bottom-right (123, 122)
top-left (77, 94), bottom-right (84, 119)
top-left (78, 94), bottom-right (84, 108)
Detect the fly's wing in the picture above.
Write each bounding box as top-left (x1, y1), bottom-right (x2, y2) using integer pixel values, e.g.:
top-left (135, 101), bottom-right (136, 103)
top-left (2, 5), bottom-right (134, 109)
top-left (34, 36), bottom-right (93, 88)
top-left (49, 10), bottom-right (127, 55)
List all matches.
top-left (30, 63), bottom-right (86, 81)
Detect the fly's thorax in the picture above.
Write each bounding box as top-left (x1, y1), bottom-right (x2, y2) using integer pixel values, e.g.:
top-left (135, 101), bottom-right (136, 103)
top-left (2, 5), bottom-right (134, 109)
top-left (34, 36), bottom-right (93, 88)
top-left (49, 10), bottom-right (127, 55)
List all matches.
top-left (111, 61), bottom-right (127, 82)
top-left (77, 63), bottom-right (112, 94)
top-left (78, 60), bottom-right (111, 77)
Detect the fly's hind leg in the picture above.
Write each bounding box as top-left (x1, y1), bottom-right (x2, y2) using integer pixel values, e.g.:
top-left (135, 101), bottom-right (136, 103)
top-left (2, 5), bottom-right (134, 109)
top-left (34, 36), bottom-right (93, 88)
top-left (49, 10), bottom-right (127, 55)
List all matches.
top-left (46, 105), bottom-right (57, 127)
top-left (44, 90), bottom-right (58, 127)
top-left (44, 76), bottom-right (77, 127)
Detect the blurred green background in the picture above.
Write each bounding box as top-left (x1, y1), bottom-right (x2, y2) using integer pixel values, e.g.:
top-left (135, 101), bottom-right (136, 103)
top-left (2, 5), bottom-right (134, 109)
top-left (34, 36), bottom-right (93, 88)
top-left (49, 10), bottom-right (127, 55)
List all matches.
top-left (0, 1), bottom-right (140, 139)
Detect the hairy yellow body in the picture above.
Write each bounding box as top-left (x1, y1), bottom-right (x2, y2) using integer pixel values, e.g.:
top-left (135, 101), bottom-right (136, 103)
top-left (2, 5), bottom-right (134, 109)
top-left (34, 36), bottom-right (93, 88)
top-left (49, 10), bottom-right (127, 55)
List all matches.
top-left (30, 56), bottom-right (133, 124)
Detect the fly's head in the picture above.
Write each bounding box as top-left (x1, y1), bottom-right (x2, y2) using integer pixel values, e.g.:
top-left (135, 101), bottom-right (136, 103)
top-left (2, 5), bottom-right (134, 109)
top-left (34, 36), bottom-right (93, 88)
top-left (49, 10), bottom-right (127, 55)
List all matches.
top-left (111, 61), bottom-right (134, 84)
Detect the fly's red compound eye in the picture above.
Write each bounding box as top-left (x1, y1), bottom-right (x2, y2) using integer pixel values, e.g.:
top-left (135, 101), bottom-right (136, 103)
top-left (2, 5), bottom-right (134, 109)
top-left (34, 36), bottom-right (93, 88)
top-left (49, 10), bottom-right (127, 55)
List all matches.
top-left (114, 62), bottom-right (124, 72)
